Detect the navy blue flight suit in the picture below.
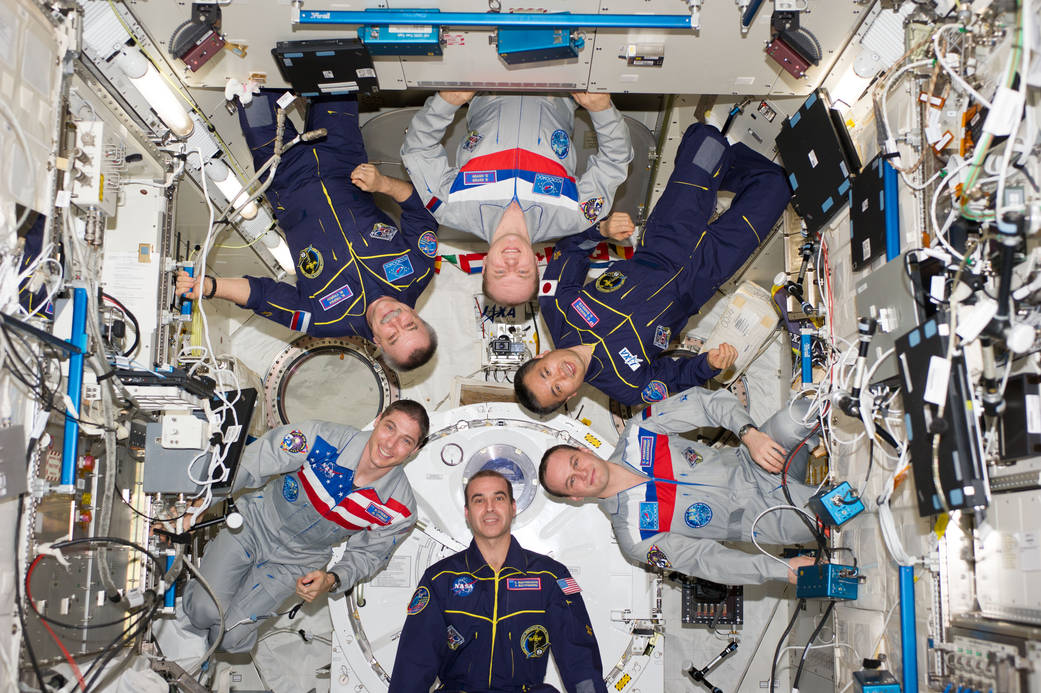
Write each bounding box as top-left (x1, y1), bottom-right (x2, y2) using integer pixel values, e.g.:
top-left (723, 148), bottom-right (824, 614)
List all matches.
top-left (389, 537), bottom-right (607, 693)
top-left (539, 124), bottom-right (790, 406)
top-left (238, 91), bottom-right (438, 338)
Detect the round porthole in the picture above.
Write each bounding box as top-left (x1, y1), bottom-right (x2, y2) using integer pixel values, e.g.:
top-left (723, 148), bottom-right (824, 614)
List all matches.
top-left (461, 444), bottom-right (538, 514)
top-left (263, 336), bottom-right (399, 428)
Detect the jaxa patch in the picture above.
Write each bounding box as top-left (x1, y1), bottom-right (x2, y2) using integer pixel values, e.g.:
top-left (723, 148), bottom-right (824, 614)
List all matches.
top-left (539, 280), bottom-right (557, 297)
top-left (369, 222), bottom-right (398, 241)
top-left (520, 624), bottom-right (550, 659)
top-left (280, 429), bottom-right (309, 453)
top-left (407, 586), bottom-right (430, 615)
top-left (595, 270), bottom-right (626, 293)
top-left (281, 475), bottom-right (299, 502)
top-left (417, 230), bottom-right (438, 258)
top-left (619, 347), bottom-right (643, 371)
top-left (446, 625), bottom-right (465, 650)
top-left (550, 129), bottom-right (570, 159)
top-left (653, 325), bottom-right (671, 349)
top-left (641, 380), bottom-right (668, 403)
top-left (382, 256), bottom-right (415, 281)
top-left (462, 129), bottom-right (483, 151)
top-left (683, 447), bottom-right (703, 467)
top-left (639, 501), bottom-right (659, 531)
top-left (507, 577), bottom-right (541, 590)
top-left (685, 502), bottom-right (713, 529)
top-left (646, 545), bottom-right (672, 569)
top-left (451, 576), bottom-right (475, 597)
top-left (581, 196), bottom-right (604, 222)
top-left (298, 245), bottom-right (324, 278)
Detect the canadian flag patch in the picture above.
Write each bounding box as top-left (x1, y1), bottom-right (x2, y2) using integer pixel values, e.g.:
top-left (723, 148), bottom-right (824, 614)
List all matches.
top-left (539, 280), bottom-right (557, 297)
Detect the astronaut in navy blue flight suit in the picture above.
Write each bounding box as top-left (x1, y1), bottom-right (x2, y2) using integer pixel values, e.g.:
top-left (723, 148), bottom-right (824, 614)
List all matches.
top-left (177, 90), bottom-right (439, 371)
top-left (389, 470), bottom-right (607, 693)
top-left (514, 123), bottom-right (790, 411)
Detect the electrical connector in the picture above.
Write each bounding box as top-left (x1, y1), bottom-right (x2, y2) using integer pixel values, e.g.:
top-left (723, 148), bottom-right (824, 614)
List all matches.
top-left (808, 481), bottom-right (865, 527)
top-left (796, 563), bottom-right (859, 600)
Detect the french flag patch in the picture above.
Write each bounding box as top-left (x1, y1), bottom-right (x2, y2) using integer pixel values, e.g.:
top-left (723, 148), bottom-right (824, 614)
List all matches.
top-left (290, 310), bottom-right (311, 332)
top-left (557, 577), bottom-right (581, 595)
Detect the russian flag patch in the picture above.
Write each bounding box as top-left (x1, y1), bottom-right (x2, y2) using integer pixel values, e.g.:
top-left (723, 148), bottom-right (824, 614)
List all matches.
top-left (289, 310), bottom-right (311, 332)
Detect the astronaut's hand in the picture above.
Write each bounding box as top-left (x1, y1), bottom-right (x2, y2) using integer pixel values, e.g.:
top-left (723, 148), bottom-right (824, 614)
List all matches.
top-left (741, 427), bottom-right (788, 473)
top-left (571, 92), bottom-right (612, 112)
top-left (787, 555), bottom-right (817, 584)
top-left (351, 163), bottom-right (384, 193)
top-left (296, 570), bottom-right (336, 603)
top-left (175, 270), bottom-right (203, 300)
top-left (598, 212), bottom-right (635, 241)
top-left (439, 90), bottom-right (475, 106)
top-left (706, 343), bottom-right (738, 370)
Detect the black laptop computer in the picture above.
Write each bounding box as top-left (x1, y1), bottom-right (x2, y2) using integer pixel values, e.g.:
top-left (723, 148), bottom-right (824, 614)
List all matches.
top-left (272, 38), bottom-right (379, 96)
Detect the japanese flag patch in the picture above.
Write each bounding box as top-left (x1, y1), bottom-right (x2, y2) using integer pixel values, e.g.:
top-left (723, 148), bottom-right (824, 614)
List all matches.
top-left (539, 280), bottom-right (557, 297)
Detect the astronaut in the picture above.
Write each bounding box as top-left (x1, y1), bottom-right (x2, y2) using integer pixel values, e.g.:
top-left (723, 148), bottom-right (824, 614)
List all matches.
top-left (177, 91), bottom-right (438, 371)
top-left (538, 387), bottom-right (820, 586)
top-left (513, 122), bottom-right (791, 410)
top-left (389, 470), bottom-right (607, 693)
top-left (400, 91), bottom-right (635, 305)
top-left (181, 400), bottom-right (427, 654)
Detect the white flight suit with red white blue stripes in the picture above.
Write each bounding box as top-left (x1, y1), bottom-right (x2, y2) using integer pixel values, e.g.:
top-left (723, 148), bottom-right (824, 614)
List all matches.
top-left (182, 420), bottom-right (416, 653)
top-left (401, 93), bottom-right (633, 242)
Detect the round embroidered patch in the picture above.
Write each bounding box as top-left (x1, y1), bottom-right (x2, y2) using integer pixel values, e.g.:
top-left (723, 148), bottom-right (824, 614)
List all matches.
top-left (550, 129), bottom-right (570, 159)
top-left (683, 447), bottom-right (703, 467)
top-left (407, 586), bottom-right (430, 615)
top-left (646, 544), bottom-right (671, 569)
top-left (281, 476), bottom-right (299, 502)
top-left (595, 270), bottom-right (626, 293)
top-left (298, 245), bottom-right (324, 279)
top-left (280, 429), bottom-right (309, 454)
top-left (418, 230), bottom-right (438, 258)
top-left (520, 624), bottom-right (551, 658)
top-left (641, 380), bottom-right (668, 403)
top-left (451, 576), bottom-right (475, 597)
top-left (685, 502), bottom-right (713, 528)
top-left (580, 197), bottom-right (604, 222)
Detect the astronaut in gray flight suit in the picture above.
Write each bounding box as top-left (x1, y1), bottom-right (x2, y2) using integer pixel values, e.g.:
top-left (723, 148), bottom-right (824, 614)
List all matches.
top-left (539, 386), bottom-right (820, 585)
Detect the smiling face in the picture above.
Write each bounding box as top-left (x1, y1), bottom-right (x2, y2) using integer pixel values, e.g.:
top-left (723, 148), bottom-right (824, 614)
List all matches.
top-left (521, 348), bottom-right (586, 410)
top-left (361, 409), bottom-right (422, 471)
top-left (464, 474), bottom-right (516, 542)
top-left (483, 233), bottom-right (538, 305)
top-left (367, 297), bottom-right (429, 366)
top-left (542, 446), bottom-right (610, 500)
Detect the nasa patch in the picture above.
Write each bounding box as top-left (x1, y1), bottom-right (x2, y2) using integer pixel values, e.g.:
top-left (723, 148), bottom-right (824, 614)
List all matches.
top-left (451, 576), bottom-right (475, 597)
top-left (646, 544), bottom-right (672, 569)
top-left (639, 501), bottom-right (659, 531)
top-left (281, 475), bottom-right (299, 502)
top-left (418, 230), bottom-right (438, 258)
top-left (580, 196), bottom-right (604, 222)
top-left (653, 325), bottom-right (671, 349)
top-left (280, 430), bottom-right (309, 454)
top-left (298, 245), bottom-right (324, 279)
top-left (684, 502), bottom-right (713, 529)
top-left (407, 586), bottom-right (430, 615)
top-left (641, 380), bottom-right (668, 403)
top-left (550, 129), bottom-right (570, 159)
top-left (382, 256), bottom-right (415, 282)
top-left (369, 223), bottom-right (398, 241)
top-left (683, 447), bottom-right (703, 467)
top-left (447, 625), bottom-right (465, 650)
top-left (462, 129), bottom-right (483, 151)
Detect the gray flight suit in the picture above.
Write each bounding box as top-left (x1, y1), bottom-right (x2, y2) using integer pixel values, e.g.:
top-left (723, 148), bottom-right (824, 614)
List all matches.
top-left (182, 420), bottom-right (417, 652)
top-left (601, 387), bottom-right (819, 585)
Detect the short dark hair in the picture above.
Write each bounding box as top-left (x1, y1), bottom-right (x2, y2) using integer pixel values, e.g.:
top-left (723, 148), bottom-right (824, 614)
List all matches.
top-left (513, 359), bottom-right (565, 416)
top-left (380, 399), bottom-right (430, 448)
top-left (383, 320), bottom-right (438, 372)
top-left (464, 469), bottom-right (514, 507)
top-left (481, 270), bottom-right (539, 307)
top-left (539, 444), bottom-right (578, 496)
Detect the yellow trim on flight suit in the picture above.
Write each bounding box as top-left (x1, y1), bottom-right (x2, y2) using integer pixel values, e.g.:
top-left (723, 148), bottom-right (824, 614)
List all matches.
top-left (742, 214), bottom-right (761, 243)
top-left (489, 568), bottom-right (500, 687)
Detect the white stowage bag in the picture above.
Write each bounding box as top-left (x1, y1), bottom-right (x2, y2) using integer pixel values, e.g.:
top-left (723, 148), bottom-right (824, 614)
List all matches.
top-left (112, 656), bottom-right (168, 693)
top-left (701, 281), bottom-right (780, 383)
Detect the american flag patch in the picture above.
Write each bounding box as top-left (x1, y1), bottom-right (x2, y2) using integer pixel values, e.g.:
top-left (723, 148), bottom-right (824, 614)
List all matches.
top-left (557, 577), bottom-right (581, 595)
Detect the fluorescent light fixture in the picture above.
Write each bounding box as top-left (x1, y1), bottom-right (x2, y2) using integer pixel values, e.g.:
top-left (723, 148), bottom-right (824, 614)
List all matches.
top-left (115, 46), bottom-right (195, 138)
top-left (204, 160), bottom-right (259, 220)
top-left (265, 236), bottom-right (297, 276)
